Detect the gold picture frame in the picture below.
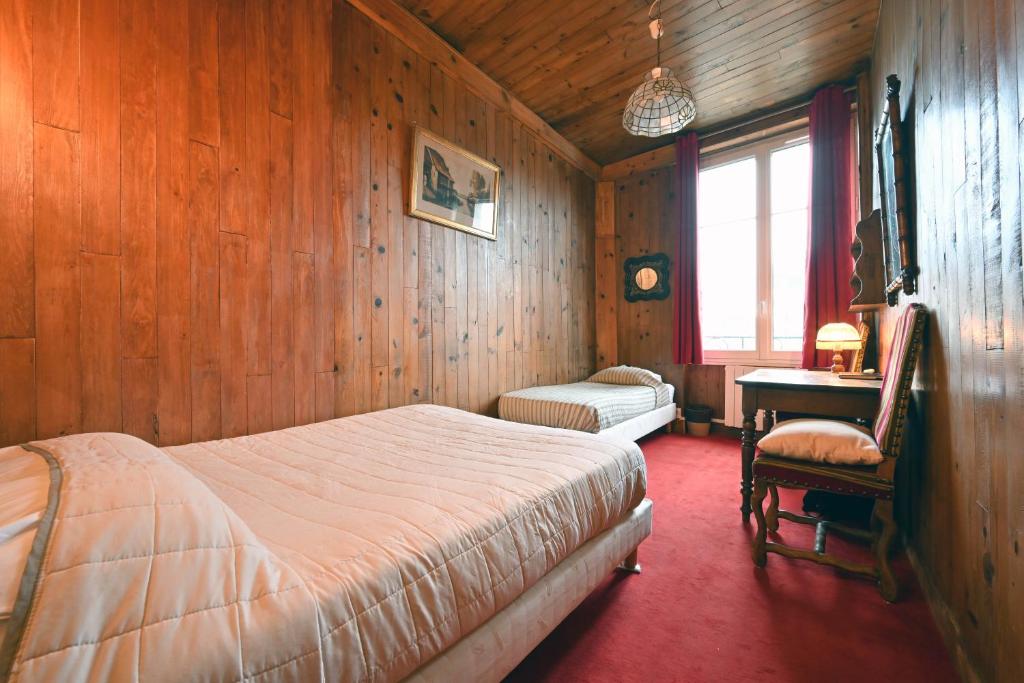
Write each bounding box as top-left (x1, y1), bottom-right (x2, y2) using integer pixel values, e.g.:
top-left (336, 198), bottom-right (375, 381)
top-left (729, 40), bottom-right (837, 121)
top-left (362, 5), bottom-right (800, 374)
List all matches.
top-left (409, 126), bottom-right (500, 240)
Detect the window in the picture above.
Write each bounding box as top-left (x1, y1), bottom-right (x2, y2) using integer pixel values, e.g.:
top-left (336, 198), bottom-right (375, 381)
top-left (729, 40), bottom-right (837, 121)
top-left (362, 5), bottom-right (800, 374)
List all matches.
top-left (697, 133), bottom-right (810, 364)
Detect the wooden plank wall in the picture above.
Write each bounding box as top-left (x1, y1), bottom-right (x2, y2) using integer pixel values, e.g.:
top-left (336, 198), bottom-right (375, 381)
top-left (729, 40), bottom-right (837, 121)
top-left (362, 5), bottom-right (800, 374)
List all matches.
top-left (607, 169), bottom-right (725, 415)
top-left (0, 0), bottom-right (595, 448)
top-left (869, 1), bottom-right (1022, 681)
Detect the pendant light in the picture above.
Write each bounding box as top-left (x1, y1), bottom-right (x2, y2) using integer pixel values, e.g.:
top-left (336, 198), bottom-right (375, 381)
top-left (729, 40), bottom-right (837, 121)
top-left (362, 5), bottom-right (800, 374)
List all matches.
top-left (622, 0), bottom-right (696, 137)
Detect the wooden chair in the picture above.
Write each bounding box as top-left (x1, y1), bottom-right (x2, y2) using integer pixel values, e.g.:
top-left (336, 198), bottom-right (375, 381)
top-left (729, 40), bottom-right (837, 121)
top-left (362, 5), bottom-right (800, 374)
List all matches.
top-left (751, 304), bottom-right (927, 601)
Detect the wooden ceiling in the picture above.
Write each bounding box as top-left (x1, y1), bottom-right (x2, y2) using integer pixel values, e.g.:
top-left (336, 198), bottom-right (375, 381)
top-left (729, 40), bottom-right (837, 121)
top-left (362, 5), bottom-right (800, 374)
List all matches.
top-left (396, 0), bottom-right (880, 164)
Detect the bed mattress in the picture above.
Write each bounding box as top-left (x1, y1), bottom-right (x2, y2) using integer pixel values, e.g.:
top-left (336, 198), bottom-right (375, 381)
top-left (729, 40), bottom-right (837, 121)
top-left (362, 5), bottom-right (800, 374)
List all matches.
top-left (498, 381), bottom-right (674, 433)
top-left (0, 405), bottom-right (647, 683)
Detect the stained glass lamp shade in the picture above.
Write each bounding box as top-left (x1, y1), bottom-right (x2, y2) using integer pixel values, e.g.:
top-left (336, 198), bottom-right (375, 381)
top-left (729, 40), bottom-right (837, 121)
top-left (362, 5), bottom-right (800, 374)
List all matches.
top-left (623, 66), bottom-right (696, 137)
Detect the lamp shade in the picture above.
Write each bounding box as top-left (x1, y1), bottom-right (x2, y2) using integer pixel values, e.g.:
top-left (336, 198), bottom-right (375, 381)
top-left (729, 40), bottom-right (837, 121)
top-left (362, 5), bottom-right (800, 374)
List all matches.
top-left (815, 322), bottom-right (862, 350)
top-left (622, 67), bottom-right (696, 137)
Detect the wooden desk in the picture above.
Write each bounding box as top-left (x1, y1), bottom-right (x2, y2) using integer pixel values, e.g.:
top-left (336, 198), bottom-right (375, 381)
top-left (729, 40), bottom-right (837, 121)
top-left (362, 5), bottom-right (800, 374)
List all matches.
top-left (734, 369), bottom-right (882, 521)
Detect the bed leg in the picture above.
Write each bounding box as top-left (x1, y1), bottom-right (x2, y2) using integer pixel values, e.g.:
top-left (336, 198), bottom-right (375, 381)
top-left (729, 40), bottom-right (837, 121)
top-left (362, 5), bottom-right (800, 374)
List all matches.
top-left (663, 422), bottom-right (674, 434)
top-left (617, 548), bottom-right (642, 574)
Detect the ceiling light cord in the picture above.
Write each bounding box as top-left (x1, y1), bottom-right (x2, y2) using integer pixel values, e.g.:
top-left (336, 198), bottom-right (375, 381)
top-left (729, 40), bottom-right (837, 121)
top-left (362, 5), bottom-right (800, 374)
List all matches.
top-left (651, 0), bottom-right (662, 69)
top-left (657, 21), bottom-right (662, 70)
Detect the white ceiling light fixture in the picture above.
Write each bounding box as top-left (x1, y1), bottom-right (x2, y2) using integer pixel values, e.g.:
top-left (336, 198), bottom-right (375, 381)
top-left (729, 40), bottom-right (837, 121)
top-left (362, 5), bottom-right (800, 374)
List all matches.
top-left (622, 0), bottom-right (696, 137)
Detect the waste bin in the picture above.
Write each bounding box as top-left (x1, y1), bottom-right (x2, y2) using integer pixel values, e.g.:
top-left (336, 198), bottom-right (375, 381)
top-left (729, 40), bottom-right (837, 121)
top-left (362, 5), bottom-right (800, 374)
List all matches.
top-left (684, 404), bottom-right (713, 437)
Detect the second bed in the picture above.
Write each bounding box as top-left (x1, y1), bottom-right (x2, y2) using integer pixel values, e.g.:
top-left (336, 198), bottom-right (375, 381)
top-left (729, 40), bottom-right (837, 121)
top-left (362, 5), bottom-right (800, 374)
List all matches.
top-left (498, 365), bottom-right (676, 441)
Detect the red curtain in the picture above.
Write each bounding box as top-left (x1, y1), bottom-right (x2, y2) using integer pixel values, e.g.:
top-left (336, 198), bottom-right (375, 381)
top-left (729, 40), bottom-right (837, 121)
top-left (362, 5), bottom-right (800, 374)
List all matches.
top-left (672, 132), bottom-right (703, 365)
top-left (802, 86), bottom-right (856, 368)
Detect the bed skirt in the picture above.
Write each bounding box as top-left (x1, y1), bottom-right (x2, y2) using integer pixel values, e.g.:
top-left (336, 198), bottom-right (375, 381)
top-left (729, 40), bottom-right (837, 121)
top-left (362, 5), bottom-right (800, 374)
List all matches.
top-left (405, 498), bottom-right (654, 682)
top-left (599, 404), bottom-right (677, 443)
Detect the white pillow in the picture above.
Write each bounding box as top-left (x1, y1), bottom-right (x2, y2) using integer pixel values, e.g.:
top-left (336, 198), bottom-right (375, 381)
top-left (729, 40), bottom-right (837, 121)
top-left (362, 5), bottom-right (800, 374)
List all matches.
top-left (588, 365), bottom-right (662, 387)
top-left (757, 419), bottom-right (884, 465)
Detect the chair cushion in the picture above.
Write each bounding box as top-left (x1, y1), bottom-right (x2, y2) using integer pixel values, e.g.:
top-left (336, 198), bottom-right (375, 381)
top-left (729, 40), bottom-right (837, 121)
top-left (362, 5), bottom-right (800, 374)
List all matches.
top-left (756, 418), bottom-right (884, 465)
top-left (753, 453), bottom-right (894, 499)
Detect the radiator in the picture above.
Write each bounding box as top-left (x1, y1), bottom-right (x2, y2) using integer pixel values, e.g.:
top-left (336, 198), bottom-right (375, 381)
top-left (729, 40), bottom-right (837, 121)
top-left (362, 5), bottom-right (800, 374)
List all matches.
top-left (723, 365), bottom-right (771, 429)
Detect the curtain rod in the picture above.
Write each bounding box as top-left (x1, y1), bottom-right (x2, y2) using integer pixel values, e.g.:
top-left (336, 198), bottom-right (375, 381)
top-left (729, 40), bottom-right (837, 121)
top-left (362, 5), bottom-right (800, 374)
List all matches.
top-left (697, 83), bottom-right (857, 148)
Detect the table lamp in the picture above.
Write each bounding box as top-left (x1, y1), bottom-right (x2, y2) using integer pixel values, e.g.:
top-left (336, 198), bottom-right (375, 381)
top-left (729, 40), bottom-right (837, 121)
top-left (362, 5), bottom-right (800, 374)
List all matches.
top-left (815, 322), bottom-right (863, 373)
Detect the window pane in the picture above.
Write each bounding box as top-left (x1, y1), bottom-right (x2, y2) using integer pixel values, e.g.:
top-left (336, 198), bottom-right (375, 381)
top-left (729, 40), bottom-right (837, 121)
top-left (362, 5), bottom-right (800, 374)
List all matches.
top-left (770, 142), bottom-right (810, 212)
top-left (699, 157), bottom-right (757, 225)
top-left (770, 143), bottom-right (810, 352)
top-left (698, 157), bottom-right (757, 351)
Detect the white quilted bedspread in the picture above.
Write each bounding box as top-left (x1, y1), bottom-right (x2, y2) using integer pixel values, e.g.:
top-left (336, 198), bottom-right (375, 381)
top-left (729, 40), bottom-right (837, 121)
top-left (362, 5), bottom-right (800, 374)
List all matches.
top-left (3, 405), bottom-right (647, 682)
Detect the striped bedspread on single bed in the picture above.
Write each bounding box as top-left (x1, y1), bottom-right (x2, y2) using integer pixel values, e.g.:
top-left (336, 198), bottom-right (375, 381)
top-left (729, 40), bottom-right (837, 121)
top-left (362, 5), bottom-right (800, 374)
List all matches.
top-left (498, 380), bottom-right (673, 433)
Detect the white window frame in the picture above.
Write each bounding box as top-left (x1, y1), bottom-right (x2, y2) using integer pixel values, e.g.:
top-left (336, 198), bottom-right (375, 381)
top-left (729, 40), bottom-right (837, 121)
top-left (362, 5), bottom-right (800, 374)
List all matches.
top-left (698, 130), bottom-right (810, 367)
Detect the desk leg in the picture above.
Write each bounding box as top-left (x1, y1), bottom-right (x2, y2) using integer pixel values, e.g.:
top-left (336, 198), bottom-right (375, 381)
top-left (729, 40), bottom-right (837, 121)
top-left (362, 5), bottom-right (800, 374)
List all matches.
top-left (740, 408), bottom-right (757, 522)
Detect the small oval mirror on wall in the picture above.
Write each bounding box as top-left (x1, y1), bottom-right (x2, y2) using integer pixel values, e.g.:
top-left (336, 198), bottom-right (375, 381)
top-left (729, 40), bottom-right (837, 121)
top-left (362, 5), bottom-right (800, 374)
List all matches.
top-left (624, 253), bottom-right (671, 302)
top-left (635, 266), bottom-right (659, 291)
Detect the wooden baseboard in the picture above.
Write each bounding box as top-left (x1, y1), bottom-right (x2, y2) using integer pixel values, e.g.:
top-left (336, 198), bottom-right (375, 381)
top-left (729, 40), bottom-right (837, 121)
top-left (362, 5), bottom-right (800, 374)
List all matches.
top-left (905, 546), bottom-right (981, 683)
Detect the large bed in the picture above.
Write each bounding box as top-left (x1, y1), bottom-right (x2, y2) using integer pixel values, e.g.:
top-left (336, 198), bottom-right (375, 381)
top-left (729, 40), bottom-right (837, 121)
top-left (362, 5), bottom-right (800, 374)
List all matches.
top-left (498, 365), bottom-right (676, 442)
top-left (0, 404), bottom-right (651, 682)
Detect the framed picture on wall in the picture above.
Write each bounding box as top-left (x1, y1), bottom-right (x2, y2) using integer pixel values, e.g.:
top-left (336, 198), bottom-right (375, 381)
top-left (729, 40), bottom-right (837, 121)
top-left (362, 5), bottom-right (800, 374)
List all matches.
top-left (410, 126), bottom-right (500, 240)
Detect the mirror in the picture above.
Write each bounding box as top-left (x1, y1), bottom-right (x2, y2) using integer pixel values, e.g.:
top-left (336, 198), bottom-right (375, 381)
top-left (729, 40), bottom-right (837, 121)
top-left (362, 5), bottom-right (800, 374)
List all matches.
top-left (635, 267), bottom-right (659, 291)
top-left (874, 74), bottom-right (918, 305)
top-left (623, 253), bottom-right (671, 302)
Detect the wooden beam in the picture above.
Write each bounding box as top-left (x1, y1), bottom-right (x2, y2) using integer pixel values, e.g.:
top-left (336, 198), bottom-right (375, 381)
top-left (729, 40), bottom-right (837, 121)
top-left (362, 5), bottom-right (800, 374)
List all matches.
top-left (698, 107), bottom-right (811, 154)
top-left (345, 0), bottom-right (600, 178)
top-left (594, 181), bottom-right (617, 369)
top-left (601, 145), bottom-right (676, 181)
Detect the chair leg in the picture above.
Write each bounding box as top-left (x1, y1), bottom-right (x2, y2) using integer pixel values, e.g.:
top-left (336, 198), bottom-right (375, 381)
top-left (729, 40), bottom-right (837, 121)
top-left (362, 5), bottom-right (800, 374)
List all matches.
top-left (766, 484), bottom-right (780, 532)
top-left (872, 499), bottom-right (899, 602)
top-left (869, 505), bottom-right (882, 555)
top-left (751, 479), bottom-right (769, 567)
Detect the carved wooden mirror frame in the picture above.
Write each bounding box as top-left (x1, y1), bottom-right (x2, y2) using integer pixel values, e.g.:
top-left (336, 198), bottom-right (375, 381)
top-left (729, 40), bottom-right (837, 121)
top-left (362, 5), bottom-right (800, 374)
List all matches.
top-left (874, 74), bottom-right (918, 306)
top-left (623, 253), bottom-right (671, 302)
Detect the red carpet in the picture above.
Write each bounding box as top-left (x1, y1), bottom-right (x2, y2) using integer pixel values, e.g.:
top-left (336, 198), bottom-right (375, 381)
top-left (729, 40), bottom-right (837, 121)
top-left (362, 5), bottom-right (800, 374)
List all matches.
top-left (506, 433), bottom-right (958, 683)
